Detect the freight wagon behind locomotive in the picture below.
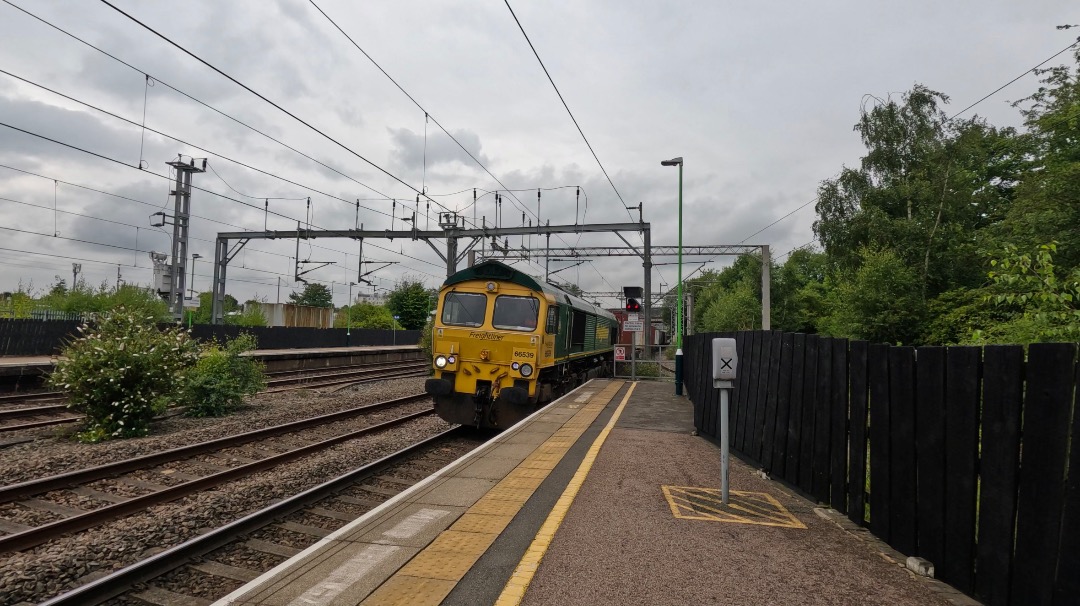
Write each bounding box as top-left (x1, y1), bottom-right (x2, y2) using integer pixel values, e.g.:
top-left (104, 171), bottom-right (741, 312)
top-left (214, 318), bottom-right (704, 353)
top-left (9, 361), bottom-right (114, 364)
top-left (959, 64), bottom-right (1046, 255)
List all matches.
top-left (425, 261), bottom-right (618, 429)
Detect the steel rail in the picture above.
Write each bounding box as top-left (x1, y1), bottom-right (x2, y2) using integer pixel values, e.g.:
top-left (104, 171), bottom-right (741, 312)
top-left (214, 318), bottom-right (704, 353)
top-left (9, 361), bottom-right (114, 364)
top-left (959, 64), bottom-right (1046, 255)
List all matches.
top-left (0, 393), bottom-right (427, 503)
top-left (0, 416), bottom-right (83, 433)
top-left (0, 407), bottom-right (438, 553)
top-left (38, 426), bottom-right (464, 606)
top-left (264, 361), bottom-right (429, 388)
top-left (0, 403), bottom-right (68, 421)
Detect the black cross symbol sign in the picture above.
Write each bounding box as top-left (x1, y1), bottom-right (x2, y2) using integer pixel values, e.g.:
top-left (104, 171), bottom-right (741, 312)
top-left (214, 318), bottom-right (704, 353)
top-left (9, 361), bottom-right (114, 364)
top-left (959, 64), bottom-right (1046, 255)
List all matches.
top-left (720, 358), bottom-right (733, 369)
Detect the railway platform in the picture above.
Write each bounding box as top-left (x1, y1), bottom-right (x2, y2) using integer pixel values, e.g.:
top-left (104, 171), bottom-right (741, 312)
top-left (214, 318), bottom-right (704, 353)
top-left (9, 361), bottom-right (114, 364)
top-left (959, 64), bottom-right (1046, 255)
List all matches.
top-left (214, 379), bottom-right (974, 606)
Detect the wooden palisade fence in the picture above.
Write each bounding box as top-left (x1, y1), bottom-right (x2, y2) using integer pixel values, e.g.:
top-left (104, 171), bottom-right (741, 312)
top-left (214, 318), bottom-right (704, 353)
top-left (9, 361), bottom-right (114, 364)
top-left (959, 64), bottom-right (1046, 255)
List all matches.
top-left (684, 330), bottom-right (1078, 606)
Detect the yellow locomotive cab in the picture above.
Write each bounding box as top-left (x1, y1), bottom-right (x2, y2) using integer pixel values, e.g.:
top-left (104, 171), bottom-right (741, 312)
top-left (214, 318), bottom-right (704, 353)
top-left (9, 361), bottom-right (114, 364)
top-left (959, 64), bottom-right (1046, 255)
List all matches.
top-left (426, 261), bottom-right (617, 429)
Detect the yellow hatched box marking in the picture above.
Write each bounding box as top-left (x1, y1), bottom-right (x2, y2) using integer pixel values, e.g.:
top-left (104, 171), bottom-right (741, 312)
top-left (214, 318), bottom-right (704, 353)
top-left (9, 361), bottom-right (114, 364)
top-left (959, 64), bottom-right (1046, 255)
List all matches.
top-left (661, 486), bottom-right (807, 529)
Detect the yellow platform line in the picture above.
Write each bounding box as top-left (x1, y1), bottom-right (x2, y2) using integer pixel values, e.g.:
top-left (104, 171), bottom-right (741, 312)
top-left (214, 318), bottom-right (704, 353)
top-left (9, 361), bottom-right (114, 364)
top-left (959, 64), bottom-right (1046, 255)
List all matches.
top-left (495, 382), bottom-right (637, 606)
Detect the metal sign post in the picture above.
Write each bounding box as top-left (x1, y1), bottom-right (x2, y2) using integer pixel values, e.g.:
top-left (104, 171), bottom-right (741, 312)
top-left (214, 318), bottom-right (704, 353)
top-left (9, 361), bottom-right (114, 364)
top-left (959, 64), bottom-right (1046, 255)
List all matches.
top-left (711, 338), bottom-right (738, 505)
top-left (623, 320), bottom-right (643, 381)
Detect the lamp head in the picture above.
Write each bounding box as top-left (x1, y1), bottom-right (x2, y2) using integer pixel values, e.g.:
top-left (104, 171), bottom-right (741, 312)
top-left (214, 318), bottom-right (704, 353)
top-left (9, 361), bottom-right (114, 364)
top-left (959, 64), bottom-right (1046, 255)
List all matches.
top-left (192, 253), bottom-right (202, 260)
top-left (661, 157), bottom-right (683, 167)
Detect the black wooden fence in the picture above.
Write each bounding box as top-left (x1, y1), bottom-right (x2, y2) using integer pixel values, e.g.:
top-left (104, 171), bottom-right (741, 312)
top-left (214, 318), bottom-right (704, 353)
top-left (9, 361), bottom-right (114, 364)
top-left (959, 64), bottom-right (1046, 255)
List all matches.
top-left (685, 330), bottom-right (1079, 606)
top-left (0, 318), bottom-right (420, 356)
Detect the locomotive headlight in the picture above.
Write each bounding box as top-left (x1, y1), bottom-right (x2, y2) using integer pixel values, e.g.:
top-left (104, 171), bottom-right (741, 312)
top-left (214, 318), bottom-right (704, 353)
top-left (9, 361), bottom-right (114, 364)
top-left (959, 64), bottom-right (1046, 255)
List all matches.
top-left (434, 355), bottom-right (448, 369)
top-left (447, 356), bottom-right (456, 365)
top-left (519, 363), bottom-right (534, 377)
top-left (511, 362), bottom-right (521, 370)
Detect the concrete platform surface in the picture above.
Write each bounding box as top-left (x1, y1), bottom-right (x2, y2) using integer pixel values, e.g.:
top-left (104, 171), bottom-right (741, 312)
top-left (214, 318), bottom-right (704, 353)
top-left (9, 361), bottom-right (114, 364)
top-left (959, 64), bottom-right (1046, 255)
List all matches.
top-left (213, 379), bottom-right (972, 606)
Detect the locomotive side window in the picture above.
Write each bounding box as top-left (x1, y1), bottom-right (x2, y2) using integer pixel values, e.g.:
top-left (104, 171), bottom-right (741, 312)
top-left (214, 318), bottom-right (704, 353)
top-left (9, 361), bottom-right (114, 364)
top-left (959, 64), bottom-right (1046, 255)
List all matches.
top-left (492, 295), bottom-right (539, 331)
top-left (545, 306), bottom-right (558, 334)
top-left (442, 292), bottom-right (487, 327)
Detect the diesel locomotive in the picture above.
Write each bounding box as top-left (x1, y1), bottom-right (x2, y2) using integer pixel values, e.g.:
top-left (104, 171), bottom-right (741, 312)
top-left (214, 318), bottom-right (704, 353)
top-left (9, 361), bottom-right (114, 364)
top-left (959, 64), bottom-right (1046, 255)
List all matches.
top-left (424, 260), bottom-right (618, 429)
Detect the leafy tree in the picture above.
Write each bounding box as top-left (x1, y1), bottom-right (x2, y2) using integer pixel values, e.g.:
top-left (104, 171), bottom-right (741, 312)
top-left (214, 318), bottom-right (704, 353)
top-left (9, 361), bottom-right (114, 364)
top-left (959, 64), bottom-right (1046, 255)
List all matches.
top-left (697, 279), bottom-right (761, 332)
top-left (813, 86), bottom-right (1024, 302)
top-left (993, 49), bottom-right (1080, 271)
top-left (386, 277), bottom-right (434, 330)
top-left (972, 242), bottom-right (1080, 343)
top-left (334, 301), bottom-right (399, 329)
top-left (192, 292), bottom-right (240, 324)
top-left (772, 249), bottom-right (828, 334)
top-left (289, 283), bottom-right (333, 308)
top-left (820, 247), bottom-right (926, 344)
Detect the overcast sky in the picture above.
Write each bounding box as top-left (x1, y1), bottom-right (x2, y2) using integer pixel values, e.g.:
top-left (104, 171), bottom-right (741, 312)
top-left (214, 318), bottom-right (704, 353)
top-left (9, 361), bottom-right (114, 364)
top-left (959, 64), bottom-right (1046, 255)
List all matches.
top-left (0, 0), bottom-right (1075, 309)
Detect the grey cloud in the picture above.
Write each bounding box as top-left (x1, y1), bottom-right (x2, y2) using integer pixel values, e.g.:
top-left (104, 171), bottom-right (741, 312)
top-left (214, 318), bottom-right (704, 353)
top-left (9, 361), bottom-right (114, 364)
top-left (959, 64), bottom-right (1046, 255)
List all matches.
top-left (388, 127), bottom-right (490, 174)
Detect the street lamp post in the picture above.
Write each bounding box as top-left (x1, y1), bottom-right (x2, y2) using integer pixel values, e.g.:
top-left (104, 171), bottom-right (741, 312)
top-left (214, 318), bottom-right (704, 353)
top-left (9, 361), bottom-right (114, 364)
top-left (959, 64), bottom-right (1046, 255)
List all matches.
top-left (189, 253), bottom-right (201, 298)
top-left (661, 157), bottom-right (684, 395)
top-left (347, 282), bottom-right (355, 346)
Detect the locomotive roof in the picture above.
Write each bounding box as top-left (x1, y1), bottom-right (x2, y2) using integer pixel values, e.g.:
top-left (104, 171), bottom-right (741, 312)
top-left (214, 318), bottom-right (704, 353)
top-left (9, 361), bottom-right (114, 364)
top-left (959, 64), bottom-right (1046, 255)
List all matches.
top-left (443, 260), bottom-right (615, 321)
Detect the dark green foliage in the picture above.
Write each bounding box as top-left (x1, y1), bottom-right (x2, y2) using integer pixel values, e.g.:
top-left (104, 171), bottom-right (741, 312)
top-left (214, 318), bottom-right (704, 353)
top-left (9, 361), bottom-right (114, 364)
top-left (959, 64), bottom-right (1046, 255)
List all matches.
top-left (180, 333), bottom-right (266, 417)
top-left (417, 314), bottom-right (435, 361)
top-left (192, 292), bottom-right (240, 324)
top-left (334, 301), bottom-right (398, 329)
top-left (289, 283), bottom-right (333, 308)
top-left (387, 278), bottom-right (435, 330)
top-left (39, 281), bottom-right (171, 321)
top-left (48, 308), bottom-right (201, 442)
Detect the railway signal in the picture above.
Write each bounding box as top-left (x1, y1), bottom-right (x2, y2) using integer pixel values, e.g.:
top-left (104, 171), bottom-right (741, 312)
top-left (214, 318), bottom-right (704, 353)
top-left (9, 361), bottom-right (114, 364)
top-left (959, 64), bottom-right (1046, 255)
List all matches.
top-left (625, 298), bottom-right (641, 312)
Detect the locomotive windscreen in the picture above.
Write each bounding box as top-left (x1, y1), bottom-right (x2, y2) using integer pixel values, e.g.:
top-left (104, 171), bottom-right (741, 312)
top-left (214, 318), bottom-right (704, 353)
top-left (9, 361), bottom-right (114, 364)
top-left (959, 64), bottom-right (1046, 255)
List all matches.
top-left (442, 292), bottom-right (486, 327)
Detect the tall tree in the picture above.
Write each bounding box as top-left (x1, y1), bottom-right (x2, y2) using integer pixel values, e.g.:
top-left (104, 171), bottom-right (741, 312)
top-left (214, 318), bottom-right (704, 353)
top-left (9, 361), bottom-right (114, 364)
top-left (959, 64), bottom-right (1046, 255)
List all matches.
top-left (994, 49), bottom-right (1080, 270)
top-left (386, 278), bottom-right (434, 330)
top-left (812, 84), bottom-right (1027, 343)
top-left (288, 283), bottom-right (333, 308)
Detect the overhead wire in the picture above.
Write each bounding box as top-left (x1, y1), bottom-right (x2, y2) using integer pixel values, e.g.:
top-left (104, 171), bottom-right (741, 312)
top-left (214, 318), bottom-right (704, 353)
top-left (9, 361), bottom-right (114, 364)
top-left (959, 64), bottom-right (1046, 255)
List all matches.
top-left (0, 123), bottom-right (445, 278)
top-left (502, 0), bottom-right (636, 227)
top-left (948, 36), bottom-right (1080, 121)
top-left (96, 0), bottom-right (457, 219)
top-left (307, 0), bottom-right (539, 224)
top-left (0, 65), bottom-right (421, 227)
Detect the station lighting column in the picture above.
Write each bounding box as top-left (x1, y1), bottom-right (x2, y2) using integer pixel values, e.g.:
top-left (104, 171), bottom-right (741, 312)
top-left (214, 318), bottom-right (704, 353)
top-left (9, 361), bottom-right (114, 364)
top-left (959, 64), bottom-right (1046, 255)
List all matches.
top-left (661, 156), bottom-right (684, 395)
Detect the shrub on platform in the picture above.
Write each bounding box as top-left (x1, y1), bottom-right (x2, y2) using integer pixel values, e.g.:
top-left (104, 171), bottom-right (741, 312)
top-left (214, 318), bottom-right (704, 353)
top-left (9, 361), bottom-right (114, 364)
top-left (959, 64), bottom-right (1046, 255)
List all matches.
top-left (180, 333), bottom-right (266, 417)
top-left (48, 308), bottom-right (200, 442)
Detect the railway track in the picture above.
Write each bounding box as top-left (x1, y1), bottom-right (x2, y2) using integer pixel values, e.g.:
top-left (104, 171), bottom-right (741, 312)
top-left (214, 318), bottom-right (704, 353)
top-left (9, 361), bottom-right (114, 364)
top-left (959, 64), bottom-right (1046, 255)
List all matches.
top-left (0, 393), bottom-right (433, 554)
top-left (0, 360), bottom-right (430, 437)
top-left (38, 428), bottom-right (482, 606)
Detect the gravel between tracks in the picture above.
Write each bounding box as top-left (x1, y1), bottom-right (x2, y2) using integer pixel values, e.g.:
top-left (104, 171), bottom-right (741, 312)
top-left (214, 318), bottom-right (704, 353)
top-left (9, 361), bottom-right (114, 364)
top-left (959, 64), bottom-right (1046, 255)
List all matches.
top-left (0, 377), bottom-right (454, 605)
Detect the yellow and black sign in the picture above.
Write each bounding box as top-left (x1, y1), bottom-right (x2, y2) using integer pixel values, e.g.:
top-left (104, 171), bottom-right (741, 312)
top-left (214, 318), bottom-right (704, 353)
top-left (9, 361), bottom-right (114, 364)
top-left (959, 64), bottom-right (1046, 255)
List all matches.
top-left (597, 326), bottom-right (610, 341)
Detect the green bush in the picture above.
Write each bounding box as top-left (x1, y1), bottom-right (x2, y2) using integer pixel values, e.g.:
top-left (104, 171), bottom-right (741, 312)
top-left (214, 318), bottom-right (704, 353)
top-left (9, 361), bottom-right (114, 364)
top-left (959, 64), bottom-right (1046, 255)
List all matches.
top-left (417, 315), bottom-right (435, 363)
top-left (180, 333), bottom-right (266, 417)
top-left (48, 308), bottom-right (200, 442)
